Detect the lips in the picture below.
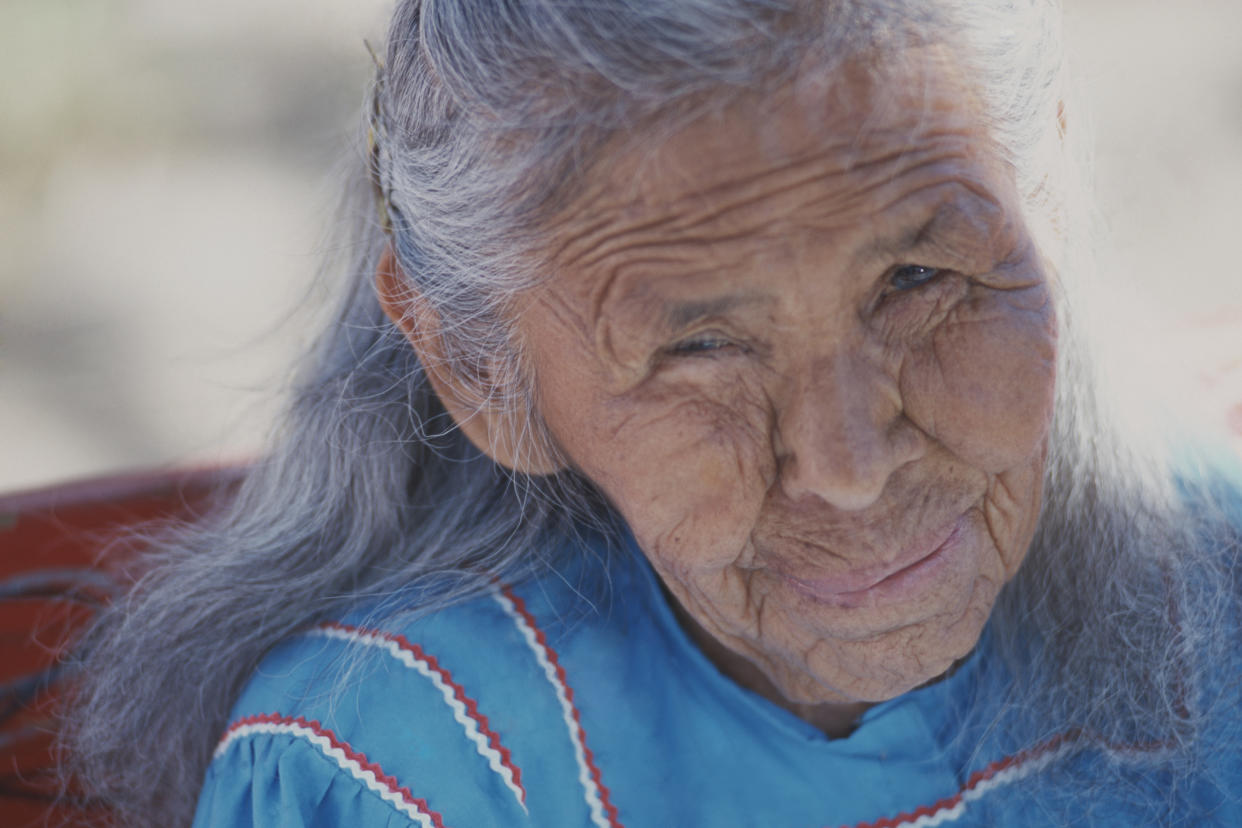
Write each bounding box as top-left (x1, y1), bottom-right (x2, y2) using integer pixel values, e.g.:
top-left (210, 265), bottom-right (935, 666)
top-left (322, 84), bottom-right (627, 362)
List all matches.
top-left (776, 514), bottom-right (968, 604)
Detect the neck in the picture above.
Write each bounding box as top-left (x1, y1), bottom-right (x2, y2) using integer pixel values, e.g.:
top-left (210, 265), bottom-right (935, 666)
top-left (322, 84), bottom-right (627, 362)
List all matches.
top-left (665, 589), bottom-right (873, 739)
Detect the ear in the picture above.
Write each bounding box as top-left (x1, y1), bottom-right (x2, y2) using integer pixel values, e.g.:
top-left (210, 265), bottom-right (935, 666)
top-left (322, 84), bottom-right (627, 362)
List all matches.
top-left (374, 245), bottom-right (566, 475)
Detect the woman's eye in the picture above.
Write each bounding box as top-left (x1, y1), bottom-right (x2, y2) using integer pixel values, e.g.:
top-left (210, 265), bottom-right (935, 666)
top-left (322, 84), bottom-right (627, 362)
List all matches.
top-left (888, 264), bottom-right (941, 291)
top-left (668, 336), bottom-right (734, 356)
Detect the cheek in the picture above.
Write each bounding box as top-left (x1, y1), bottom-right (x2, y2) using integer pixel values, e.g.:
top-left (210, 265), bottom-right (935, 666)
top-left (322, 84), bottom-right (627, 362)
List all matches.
top-left (559, 377), bottom-right (775, 571)
top-left (904, 284), bottom-right (1057, 470)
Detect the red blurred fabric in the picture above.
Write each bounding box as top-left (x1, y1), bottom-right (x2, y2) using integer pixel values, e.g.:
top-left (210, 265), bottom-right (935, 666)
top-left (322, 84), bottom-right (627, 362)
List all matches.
top-left (0, 466), bottom-right (245, 828)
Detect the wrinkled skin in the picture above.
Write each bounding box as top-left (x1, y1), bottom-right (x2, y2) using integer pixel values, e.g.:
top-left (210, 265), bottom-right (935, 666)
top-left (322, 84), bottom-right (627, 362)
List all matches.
top-left (518, 49), bottom-right (1058, 735)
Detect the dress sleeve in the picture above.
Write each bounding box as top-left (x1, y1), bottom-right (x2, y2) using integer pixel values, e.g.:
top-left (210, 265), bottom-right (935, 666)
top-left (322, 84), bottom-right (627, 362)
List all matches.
top-left (195, 603), bottom-right (589, 827)
top-left (193, 730), bottom-right (423, 828)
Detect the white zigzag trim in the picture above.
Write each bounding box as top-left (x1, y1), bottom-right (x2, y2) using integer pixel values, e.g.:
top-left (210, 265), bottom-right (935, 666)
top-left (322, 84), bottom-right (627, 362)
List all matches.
top-left (216, 720), bottom-right (441, 828)
top-left (312, 625), bottom-right (527, 811)
top-left (492, 587), bottom-right (614, 828)
top-left (881, 737), bottom-right (1079, 828)
top-left (894, 801), bottom-right (966, 828)
top-left (960, 740), bottom-right (1072, 804)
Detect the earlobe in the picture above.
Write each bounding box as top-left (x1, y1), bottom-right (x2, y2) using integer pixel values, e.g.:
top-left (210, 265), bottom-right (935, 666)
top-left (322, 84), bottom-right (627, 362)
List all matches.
top-left (374, 245), bottom-right (566, 476)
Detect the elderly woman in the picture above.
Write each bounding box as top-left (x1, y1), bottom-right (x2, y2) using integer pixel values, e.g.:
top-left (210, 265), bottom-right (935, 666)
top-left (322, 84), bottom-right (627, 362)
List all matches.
top-left (67, 0), bottom-right (1241, 826)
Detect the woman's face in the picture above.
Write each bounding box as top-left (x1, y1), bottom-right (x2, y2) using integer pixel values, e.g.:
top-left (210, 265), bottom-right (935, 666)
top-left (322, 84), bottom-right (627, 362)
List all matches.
top-left (517, 51), bottom-right (1057, 717)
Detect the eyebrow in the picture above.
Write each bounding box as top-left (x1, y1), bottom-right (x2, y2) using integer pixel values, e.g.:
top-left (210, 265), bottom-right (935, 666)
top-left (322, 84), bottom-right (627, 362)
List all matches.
top-left (863, 194), bottom-right (1003, 261)
top-left (863, 205), bottom-right (945, 261)
top-left (661, 294), bottom-right (765, 331)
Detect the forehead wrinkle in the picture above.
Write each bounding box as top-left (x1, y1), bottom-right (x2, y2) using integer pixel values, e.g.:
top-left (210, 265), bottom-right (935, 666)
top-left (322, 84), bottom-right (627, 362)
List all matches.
top-left (793, 131), bottom-right (992, 209)
top-left (551, 139), bottom-right (853, 276)
top-left (572, 131), bottom-right (985, 280)
top-left (580, 158), bottom-right (1005, 361)
top-left (540, 211), bottom-right (617, 273)
top-left (574, 163), bottom-right (1003, 358)
top-left (544, 66), bottom-right (990, 274)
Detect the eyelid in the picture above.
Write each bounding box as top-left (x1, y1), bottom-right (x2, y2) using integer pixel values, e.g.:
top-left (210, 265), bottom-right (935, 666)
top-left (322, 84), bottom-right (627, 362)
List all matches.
top-left (669, 335), bottom-right (735, 355)
top-left (887, 263), bottom-right (942, 291)
top-left (664, 327), bottom-right (748, 358)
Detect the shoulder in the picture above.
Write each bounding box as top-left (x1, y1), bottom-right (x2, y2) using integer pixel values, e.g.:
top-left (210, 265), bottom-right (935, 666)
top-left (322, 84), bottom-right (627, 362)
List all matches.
top-left (197, 566), bottom-right (629, 828)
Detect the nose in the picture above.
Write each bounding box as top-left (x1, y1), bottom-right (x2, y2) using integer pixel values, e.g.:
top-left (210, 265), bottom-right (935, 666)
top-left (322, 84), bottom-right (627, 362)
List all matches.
top-left (774, 353), bottom-right (924, 511)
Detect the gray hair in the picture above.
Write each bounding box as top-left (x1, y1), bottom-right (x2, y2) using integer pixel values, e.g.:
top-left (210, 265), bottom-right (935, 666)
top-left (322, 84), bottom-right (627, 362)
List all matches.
top-left (63, 1), bottom-right (1240, 825)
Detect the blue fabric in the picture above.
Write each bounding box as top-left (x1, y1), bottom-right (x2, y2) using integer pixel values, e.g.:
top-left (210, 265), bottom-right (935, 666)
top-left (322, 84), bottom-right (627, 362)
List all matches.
top-left (195, 528), bottom-right (1242, 827)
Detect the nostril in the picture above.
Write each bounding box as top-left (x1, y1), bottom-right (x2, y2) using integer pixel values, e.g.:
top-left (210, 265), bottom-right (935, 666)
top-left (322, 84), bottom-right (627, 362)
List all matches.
top-left (775, 415), bottom-right (925, 511)
top-left (778, 451), bottom-right (889, 511)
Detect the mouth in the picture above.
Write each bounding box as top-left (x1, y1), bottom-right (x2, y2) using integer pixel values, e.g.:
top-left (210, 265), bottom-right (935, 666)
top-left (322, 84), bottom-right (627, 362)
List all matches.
top-left (779, 514), bottom-right (969, 608)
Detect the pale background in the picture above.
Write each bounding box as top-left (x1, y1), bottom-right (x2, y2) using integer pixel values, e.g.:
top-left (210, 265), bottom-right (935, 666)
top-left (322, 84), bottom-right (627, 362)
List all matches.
top-left (2, 0), bottom-right (1240, 493)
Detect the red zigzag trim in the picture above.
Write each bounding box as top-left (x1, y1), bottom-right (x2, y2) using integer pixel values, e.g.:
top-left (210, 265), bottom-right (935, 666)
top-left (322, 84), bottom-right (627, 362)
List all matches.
top-left (502, 585), bottom-right (625, 828)
top-left (320, 621), bottom-right (526, 803)
top-left (220, 713), bottom-right (447, 828)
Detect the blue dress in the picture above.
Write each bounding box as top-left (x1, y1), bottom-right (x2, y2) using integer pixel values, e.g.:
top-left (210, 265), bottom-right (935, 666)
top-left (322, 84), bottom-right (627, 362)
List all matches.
top-left (193, 530), bottom-right (1242, 827)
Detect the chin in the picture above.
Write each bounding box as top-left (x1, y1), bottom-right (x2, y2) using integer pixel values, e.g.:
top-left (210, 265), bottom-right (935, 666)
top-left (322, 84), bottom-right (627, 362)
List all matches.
top-left (789, 580), bottom-right (997, 705)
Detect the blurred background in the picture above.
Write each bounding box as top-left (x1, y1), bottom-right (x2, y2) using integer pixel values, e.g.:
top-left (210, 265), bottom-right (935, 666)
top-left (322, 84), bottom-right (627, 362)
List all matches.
top-left (2, 0), bottom-right (1240, 493)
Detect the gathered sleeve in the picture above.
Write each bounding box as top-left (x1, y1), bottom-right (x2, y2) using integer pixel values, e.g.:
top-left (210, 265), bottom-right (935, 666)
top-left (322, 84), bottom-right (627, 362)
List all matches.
top-left (191, 598), bottom-right (599, 828)
top-left (193, 726), bottom-right (426, 828)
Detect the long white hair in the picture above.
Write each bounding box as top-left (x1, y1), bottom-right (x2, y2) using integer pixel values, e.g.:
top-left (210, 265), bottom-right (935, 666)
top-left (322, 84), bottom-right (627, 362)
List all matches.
top-left (64, 1), bottom-right (1241, 825)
